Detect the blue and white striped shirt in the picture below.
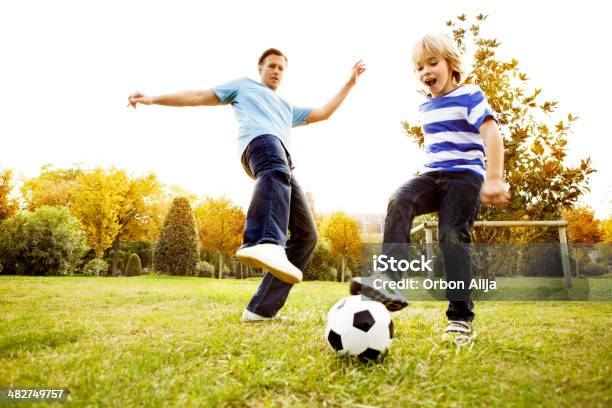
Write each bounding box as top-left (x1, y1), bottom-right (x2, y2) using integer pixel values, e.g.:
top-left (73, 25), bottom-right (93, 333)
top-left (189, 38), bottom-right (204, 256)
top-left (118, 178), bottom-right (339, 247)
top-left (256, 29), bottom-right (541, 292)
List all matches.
top-left (419, 84), bottom-right (496, 180)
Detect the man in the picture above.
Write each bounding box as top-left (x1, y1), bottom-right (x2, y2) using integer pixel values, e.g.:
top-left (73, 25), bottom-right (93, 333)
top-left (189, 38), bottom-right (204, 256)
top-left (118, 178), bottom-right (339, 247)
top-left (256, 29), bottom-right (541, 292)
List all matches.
top-left (128, 48), bottom-right (366, 321)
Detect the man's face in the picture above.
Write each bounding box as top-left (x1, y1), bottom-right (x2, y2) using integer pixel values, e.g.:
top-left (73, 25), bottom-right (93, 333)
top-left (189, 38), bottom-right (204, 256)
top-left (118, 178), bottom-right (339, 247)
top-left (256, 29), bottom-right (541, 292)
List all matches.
top-left (258, 54), bottom-right (286, 91)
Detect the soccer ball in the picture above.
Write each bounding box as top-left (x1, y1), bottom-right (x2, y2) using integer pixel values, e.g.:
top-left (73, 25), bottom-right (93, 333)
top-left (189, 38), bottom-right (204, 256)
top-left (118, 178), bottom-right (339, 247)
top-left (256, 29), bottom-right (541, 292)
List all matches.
top-left (324, 295), bottom-right (394, 361)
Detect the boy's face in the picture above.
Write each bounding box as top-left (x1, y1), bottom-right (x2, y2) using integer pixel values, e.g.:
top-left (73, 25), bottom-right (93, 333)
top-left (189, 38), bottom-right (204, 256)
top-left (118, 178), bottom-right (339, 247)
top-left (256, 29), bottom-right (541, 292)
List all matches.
top-left (258, 54), bottom-right (286, 91)
top-left (415, 53), bottom-right (455, 97)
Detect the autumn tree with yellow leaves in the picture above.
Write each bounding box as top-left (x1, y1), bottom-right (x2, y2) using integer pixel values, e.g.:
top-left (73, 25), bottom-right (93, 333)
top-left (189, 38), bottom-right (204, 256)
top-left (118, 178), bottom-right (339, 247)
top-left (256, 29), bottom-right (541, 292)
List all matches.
top-left (194, 197), bottom-right (245, 278)
top-left (0, 169), bottom-right (19, 222)
top-left (322, 211), bottom-right (361, 282)
top-left (71, 168), bottom-right (163, 275)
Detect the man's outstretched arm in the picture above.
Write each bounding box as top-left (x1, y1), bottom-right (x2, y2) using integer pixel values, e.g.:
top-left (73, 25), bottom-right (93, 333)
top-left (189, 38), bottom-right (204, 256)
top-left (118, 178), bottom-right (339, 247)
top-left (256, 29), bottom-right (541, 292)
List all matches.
top-left (127, 89), bottom-right (220, 108)
top-left (306, 60), bottom-right (366, 124)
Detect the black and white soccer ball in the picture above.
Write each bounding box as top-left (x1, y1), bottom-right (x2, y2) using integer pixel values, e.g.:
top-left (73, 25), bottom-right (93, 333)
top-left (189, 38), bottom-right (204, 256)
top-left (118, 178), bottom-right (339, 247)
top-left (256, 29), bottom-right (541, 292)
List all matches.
top-left (325, 295), bottom-right (394, 361)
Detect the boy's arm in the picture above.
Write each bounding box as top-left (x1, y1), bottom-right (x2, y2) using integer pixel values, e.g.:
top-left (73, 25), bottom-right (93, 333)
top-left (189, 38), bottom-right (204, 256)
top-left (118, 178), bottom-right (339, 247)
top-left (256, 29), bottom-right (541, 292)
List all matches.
top-left (128, 89), bottom-right (220, 108)
top-left (306, 60), bottom-right (366, 124)
top-left (480, 118), bottom-right (511, 207)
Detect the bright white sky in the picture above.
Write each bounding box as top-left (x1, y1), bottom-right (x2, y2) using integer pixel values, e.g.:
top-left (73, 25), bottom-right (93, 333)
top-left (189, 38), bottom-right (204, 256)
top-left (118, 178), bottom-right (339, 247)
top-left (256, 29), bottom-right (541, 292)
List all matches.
top-left (1, 0), bottom-right (610, 218)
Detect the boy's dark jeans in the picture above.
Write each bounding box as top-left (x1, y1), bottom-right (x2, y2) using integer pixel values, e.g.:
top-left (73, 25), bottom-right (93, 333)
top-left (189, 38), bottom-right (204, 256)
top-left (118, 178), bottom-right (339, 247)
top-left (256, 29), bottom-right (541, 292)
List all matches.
top-left (383, 171), bottom-right (482, 321)
top-left (241, 135), bottom-right (318, 317)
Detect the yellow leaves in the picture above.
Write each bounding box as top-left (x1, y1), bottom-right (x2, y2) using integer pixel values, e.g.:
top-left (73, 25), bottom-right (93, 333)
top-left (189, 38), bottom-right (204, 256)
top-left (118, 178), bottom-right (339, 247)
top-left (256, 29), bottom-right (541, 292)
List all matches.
top-left (540, 101), bottom-right (558, 114)
top-left (70, 168), bottom-right (163, 258)
top-left (72, 168), bottom-right (124, 258)
top-left (0, 168), bottom-right (19, 221)
top-left (531, 140), bottom-right (544, 156)
top-left (562, 206), bottom-right (604, 243)
top-left (321, 211), bottom-right (361, 261)
top-left (194, 197), bottom-right (245, 255)
top-left (601, 218), bottom-right (612, 243)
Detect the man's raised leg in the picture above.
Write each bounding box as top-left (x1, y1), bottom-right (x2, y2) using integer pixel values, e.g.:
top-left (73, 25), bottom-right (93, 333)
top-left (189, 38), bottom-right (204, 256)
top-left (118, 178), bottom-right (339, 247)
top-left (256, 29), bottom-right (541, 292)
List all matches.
top-left (245, 175), bottom-right (317, 319)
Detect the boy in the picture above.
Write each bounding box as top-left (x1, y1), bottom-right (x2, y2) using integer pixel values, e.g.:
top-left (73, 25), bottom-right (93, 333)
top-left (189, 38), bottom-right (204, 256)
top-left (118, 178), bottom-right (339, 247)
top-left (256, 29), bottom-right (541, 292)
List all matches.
top-left (129, 49), bottom-right (366, 322)
top-left (351, 34), bottom-right (509, 344)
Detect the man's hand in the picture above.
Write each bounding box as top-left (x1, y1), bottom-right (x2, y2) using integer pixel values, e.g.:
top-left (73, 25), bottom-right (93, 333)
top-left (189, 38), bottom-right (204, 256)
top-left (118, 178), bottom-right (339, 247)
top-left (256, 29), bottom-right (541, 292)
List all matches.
top-left (348, 60), bottom-right (367, 86)
top-left (480, 178), bottom-right (511, 207)
top-left (127, 92), bottom-right (153, 108)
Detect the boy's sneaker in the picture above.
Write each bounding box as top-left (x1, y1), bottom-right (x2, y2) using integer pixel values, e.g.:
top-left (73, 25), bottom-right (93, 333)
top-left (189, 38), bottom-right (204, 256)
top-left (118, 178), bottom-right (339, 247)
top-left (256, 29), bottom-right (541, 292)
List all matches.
top-left (236, 243), bottom-right (302, 284)
top-left (349, 276), bottom-right (408, 312)
top-left (442, 320), bottom-right (475, 346)
top-left (241, 309), bottom-right (281, 322)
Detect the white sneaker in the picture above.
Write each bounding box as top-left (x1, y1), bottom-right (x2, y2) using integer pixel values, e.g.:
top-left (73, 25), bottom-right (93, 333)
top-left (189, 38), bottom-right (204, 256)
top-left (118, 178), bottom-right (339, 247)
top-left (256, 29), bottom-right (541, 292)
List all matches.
top-left (236, 243), bottom-right (303, 284)
top-left (442, 320), bottom-right (476, 346)
top-left (241, 309), bottom-right (280, 322)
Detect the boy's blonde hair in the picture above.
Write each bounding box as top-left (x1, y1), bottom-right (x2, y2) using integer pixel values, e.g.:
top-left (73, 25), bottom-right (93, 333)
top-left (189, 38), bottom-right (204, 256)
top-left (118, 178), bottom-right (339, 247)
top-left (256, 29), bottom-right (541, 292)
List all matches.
top-left (412, 33), bottom-right (464, 84)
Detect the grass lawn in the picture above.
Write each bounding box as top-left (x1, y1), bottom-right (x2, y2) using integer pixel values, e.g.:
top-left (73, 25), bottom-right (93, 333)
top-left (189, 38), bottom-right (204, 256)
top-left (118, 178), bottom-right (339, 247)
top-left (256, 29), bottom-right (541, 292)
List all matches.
top-left (0, 275), bottom-right (610, 407)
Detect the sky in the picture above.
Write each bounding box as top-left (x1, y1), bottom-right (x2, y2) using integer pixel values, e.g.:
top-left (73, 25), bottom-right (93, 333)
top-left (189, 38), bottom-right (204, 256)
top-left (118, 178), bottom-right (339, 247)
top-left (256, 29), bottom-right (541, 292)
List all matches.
top-left (1, 0), bottom-right (610, 218)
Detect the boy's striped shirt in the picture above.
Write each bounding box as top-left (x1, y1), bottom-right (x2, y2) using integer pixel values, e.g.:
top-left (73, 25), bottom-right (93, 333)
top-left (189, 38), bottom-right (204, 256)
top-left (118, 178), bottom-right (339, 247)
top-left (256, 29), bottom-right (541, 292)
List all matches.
top-left (419, 84), bottom-right (496, 180)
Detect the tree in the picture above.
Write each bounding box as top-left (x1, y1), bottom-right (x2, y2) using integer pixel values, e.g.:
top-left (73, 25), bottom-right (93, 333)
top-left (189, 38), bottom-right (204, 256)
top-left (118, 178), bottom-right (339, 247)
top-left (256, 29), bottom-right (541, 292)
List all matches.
top-left (72, 168), bottom-right (124, 259)
top-left (21, 164), bottom-right (83, 210)
top-left (0, 206), bottom-right (87, 276)
top-left (562, 206), bottom-right (603, 244)
top-left (107, 172), bottom-right (163, 276)
top-left (402, 14), bottom-right (596, 243)
top-left (153, 197), bottom-right (199, 276)
top-left (322, 211), bottom-right (361, 282)
top-left (70, 168), bottom-right (163, 275)
top-left (194, 197), bottom-right (245, 278)
top-left (0, 169), bottom-right (19, 222)
top-left (601, 217), bottom-right (612, 244)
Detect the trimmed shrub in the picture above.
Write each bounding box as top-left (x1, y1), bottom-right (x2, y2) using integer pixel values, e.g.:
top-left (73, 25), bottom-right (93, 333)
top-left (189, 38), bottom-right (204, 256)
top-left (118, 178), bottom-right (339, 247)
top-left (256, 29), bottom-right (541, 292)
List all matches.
top-left (126, 253), bottom-right (143, 276)
top-left (0, 207), bottom-right (87, 276)
top-left (104, 241), bottom-right (153, 271)
top-left (153, 197), bottom-right (199, 276)
top-left (83, 258), bottom-right (109, 276)
top-left (197, 261), bottom-right (215, 277)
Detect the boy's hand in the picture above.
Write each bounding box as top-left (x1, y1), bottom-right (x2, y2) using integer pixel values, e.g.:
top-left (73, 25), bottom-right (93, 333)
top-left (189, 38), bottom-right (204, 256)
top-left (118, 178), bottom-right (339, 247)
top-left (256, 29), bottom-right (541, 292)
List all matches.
top-left (481, 178), bottom-right (511, 207)
top-left (127, 92), bottom-right (153, 108)
top-left (348, 60), bottom-right (367, 86)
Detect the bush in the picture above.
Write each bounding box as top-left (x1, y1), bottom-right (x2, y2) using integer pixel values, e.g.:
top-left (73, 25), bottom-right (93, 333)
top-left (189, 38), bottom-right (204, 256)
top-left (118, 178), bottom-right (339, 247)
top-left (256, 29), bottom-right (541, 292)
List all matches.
top-left (83, 258), bottom-right (109, 276)
top-left (104, 241), bottom-right (153, 271)
top-left (326, 267), bottom-right (338, 281)
top-left (0, 207), bottom-right (87, 276)
top-left (0, 260), bottom-right (3, 274)
top-left (197, 261), bottom-right (215, 277)
top-left (579, 262), bottom-right (608, 277)
top-left (304, 238), bottom-right (335, 281)
top-left (153, 197), bottom-right (199, 276)
top-left (126, 253), bottom-right (143, 276)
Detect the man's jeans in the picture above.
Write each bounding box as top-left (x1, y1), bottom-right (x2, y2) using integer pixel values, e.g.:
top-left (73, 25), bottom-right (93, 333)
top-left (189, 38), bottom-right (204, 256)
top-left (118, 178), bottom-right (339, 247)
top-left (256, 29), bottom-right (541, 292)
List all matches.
top-left (383, 171), bottom-right (482, 321)
top-left (241, 135), bottom-right (318, 317)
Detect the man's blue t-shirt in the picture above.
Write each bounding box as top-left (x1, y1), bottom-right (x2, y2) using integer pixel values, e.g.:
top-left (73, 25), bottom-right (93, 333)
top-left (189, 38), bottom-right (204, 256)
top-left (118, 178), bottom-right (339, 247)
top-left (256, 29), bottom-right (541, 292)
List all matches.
top-left (211, 77), bottom-right (313, 157)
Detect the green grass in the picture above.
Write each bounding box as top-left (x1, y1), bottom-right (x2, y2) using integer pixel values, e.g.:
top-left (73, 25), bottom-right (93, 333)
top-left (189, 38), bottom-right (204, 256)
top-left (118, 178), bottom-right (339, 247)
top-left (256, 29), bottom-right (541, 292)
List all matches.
top-left (0, 275), bottom-right (610, 407)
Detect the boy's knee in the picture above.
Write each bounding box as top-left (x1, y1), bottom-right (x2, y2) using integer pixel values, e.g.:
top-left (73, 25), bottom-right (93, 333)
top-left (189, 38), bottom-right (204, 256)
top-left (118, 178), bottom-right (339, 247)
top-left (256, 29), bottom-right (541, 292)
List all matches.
top-left (387, 191), bottom-right (417, 213)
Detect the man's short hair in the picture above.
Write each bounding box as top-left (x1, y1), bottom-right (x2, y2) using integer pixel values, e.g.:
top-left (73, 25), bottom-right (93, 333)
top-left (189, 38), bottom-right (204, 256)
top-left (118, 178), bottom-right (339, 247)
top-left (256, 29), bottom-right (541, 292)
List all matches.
top-left (258, 48), bottom-right (288, 66)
